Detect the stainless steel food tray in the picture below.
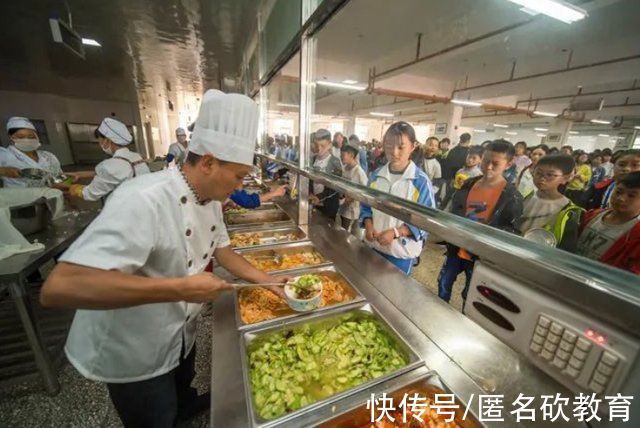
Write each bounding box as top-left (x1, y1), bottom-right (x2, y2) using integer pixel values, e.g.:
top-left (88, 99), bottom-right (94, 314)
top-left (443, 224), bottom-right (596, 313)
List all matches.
top-left (315, 365), bottom-right (484, 428)
top-left (236, 241), bottom-right (332, 274)
top-left (229, 226), bottom-right (308, 251)
top-left (226, 208), bottom-right (293, 230)
top-left (240, 302), bottom-right (424, 428)
top-left (234, 265), bottom-right (365, 331)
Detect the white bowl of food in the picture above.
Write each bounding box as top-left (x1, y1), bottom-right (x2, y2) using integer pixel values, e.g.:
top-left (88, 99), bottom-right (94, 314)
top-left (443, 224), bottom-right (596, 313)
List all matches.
top-left (284, 274), bottom-right (323, 312)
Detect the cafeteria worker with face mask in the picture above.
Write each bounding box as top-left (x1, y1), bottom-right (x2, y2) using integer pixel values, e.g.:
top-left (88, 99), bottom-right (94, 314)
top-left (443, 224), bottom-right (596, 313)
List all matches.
top-left (41, 90), bottom-right (290, 427)
top-left (0, 117), bottom-right (63, 187)
top-left (66, 117), bottom-right (150, 200)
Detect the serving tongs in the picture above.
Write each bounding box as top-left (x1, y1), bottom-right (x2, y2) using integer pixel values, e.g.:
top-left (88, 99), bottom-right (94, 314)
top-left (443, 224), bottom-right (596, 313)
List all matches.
top-left (248, 254), bottom-right (284, 265)
top-left (230, 282), bottom-right (287, 289)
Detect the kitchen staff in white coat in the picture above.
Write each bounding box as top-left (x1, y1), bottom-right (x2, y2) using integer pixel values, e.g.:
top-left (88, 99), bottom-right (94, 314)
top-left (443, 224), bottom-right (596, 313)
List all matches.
top-left (0, 117), bottom-right (63, 187)
top-left (41, 90), bottom-right (289, 427)
top-left (67, 117), bottom-right (150, 200)
top-left (167, 127), bottom-right (189, 165)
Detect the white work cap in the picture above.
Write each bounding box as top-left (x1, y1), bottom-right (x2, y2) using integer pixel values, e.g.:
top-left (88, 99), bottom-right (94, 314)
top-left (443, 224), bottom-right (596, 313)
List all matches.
top-left (188, 89), bottom-right (259, 166)
top-left (176, 127), bottom-right (186, 136)
top-left (7, 116), bottom-right (36, 132)
top-left (98, 117), bottom-right (132, 146)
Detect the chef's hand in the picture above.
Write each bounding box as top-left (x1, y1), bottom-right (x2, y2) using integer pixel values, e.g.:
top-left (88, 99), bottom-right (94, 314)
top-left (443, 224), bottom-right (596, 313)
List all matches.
top-left (376, 229), bottom-right (396, 246)
top-left (0, 167), bottom-right (20, 178)
top-left (50, 182), bottom-right (71, 191)
top-left (65, 172), bottom-right (81, 183)
top-left (267, 275), bottom-right (292, 299)
top-left (270, 185), bottom-right (287, 198)
top-left (181, 272), bottom-right (232, 302)
top-left (309, 195), bottom-right (320, 206)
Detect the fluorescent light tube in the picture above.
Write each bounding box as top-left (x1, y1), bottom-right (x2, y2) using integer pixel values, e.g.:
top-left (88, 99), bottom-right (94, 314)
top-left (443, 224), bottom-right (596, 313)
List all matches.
top-left (537, 134), bottom-right (547, 137)
top-left (533, 110), bottom-right (558, 117)
top-left (590, 119), bottom-right (611, 124)
top-left (635, 126), bottom-right (640, 130)
top-left (82, 38), bottom-right (101, 47)
top-left (534, 127), bottom-right (549, 132)
top-left (342, 80), bottom-right (358, 85)
top-left (473, 129), bottom-right (486, 133)
top-left (493, 123), bottom-right (508, 128)
top-left (598, 134), bottom-right (610, 137)
top-left (506, 0), bottom-right (587, 24)
top-left (369, 112), bottom-right (394, 117)
top-left (569, 131), bottom-right (579, 134)
top-left (506, 131), bottom-right (518, 135)
top-left (317, 81), bottom-right (366, 91)
top-left (451, 99), bottom-right (482, 107)
top-left (276, 102), bottom-right (299, 108)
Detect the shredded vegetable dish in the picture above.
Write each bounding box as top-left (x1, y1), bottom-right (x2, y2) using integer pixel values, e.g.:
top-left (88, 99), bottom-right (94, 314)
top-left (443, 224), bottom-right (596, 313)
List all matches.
top-left (245, 250), bottom-right (325, 272)
top-left (239, 274), bottom-right (353, 324)
top-left (230, 231), bottom-right (299, 248)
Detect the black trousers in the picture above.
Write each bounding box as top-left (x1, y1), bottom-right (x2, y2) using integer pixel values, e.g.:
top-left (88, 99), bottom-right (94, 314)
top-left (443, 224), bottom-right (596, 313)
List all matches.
top-left (107, 346), bottom-right (200, 428)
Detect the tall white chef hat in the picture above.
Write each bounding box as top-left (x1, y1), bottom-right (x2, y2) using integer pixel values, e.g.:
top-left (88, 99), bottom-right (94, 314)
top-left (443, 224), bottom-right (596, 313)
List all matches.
top-left (97, 117), bottom-right (132, 146)
top-left (188, 89), bottom-right (259, 166)
top-left (6, 116), bottom-right (36, 132)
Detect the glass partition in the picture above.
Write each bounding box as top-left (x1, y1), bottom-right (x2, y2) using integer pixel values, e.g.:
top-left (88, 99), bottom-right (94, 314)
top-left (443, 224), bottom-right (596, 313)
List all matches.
top-left (302, 0), bottom-right (640, 304)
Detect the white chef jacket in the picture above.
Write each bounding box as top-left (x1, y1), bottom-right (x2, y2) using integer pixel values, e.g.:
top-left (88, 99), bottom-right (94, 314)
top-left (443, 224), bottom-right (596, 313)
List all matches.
top-left (168, 142), bottom-right (188, 165)
top-left (60, 168), bottom-right (230, 382)
top-left (82, 147), bottom-right (150, 201)
top-left (0, 145), bottom-right (62, 188)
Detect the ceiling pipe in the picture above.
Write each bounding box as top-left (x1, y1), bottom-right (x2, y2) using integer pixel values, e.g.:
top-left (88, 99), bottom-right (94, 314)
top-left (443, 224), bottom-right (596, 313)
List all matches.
top-left (373, 19), bottom-right (536, 80)
top-left (452, 54), bottom-right (640, 95)
top-left (514, 86), bottom-right (640, 106)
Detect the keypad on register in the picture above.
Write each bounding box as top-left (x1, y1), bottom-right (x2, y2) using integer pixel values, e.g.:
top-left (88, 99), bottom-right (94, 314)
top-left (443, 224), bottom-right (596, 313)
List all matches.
top-left (529, 314), bottom-right (620, 395)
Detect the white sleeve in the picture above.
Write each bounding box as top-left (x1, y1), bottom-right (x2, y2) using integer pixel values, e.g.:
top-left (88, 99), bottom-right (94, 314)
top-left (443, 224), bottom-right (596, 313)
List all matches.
top-left (43, 151), bottom-right (63, 176)
top-left (357, 169), bottom-right (368, 186)
top-left (0, 147), bottom-right (11, 167)
top-left (59, 192), bottom-right (157, 273)
top-left (433, 161), bottom-right (442, 180)
top-left (82, 159), bottom-right (130, 201)
top-left (213, 204), bottom-right (231, 248)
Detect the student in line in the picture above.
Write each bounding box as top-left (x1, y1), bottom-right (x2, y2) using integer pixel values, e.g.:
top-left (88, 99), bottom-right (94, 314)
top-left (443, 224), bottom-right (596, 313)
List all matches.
top-left (338, 145), bottom-right (368, 234)
top-left (601, 148), bottom-right (614, 179)
top-left (422, 136), bottom-right (442, 198)
top-left (437, 140), bottom-right (523, 307)
top-left (520, 155), bottom-right (583, 252)
top-left (360, 122), bottom-right (435, 275)
top-left (586, 149), bottom-right (640, 209)
top-left (565, 150), bottom-right (592, 207)
top-left (578, 171), bottom-right (640, 275)
top-left (589, 152), bottom-right (606, 186)
top-left (517, 144), bottom-right (549, 197)
top-left (452, 146), bottom-right (484, 191)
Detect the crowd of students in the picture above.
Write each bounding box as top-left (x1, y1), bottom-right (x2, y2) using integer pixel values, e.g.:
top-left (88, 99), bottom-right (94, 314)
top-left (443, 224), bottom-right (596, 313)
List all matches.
top-left (276, 123), bottom-right (640, 309)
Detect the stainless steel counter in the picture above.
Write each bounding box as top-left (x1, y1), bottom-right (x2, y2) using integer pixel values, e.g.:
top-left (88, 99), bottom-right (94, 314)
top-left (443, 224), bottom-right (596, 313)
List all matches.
top-left (210, 204), bottom-right (595, 427)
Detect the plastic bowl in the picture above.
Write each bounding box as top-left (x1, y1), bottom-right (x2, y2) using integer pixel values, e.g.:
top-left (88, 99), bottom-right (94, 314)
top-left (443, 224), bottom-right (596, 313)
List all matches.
top-left (284, 277), bottom-right (323, 312)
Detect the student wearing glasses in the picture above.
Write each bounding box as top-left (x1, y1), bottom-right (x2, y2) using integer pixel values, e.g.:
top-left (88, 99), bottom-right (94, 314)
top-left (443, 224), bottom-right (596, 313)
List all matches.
top-left (519, 155), bottom-right (583, 252)
top-left (360, 122), bottom-right (436, 275)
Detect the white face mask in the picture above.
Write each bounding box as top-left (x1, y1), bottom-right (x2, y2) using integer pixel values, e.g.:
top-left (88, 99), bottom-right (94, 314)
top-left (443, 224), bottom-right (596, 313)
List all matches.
top-left (100, 142), bottom-right (114, 156)
top-left (13, 138), bottom-right (41, 152)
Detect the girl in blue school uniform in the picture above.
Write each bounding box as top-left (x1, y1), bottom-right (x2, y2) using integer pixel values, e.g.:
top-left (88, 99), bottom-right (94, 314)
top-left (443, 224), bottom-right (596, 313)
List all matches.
top-left (360, 122), bottom-right (436, 275)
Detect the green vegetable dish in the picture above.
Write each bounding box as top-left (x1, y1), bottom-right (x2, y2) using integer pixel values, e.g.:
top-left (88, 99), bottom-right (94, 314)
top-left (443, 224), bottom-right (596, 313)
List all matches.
top-left (290, 274), bottom-right (322, 299)
top-left (248, 313), bottom-right (408, 420)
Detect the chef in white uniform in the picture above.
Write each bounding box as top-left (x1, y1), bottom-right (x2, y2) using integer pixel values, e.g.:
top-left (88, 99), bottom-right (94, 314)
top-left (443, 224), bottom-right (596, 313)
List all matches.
top-left (41, 90), bottom-right (289, 427)
top-left (167, 127), bottom-right (189, 165)
top-left (68, 117), bottom-right (150, 201)
top-left (0, 117), bottom-right (63, 187)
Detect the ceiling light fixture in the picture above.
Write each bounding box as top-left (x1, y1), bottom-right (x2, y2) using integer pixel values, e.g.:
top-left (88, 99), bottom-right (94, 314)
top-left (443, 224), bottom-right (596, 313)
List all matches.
top-left (369, 112), bottom-right (394, 117)
top-left (276, 102), bottom-right (299, 108)
top-left (317, 81), bottom-right (366, 91)
top-left (590, 119), bottom-right (611, 125)
top-left (598, 134), bottom-right (610, 137)
top-left (82, 38), bottom-right (101, 47)
top-left (342, 79), bottom-right (358, 85)
top-left (505, 0), bottom-right (587, 24)
top-left (534, 127), bottom-right (549, 132)
top-left (537, 134), bottom-right (547, 137)
top-left (506, 131), bottom-right (518, 135)
top-left (634, 126), bottom-right (640, 130)
top-left (473, 129), bottom-right (486, 133)
top-left (533, 110), bottom-right (559, 117)
top-left (493, 123), bottom-right (508, 128)
top-left (451, 99), bottom-right (482, 107)
top-left (569, 131), bottom-right (579, 134)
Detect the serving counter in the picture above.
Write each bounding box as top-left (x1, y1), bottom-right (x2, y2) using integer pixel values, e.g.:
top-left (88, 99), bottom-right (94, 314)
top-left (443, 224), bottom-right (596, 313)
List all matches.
top-left (210, 203), bottom-right (594, 428)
